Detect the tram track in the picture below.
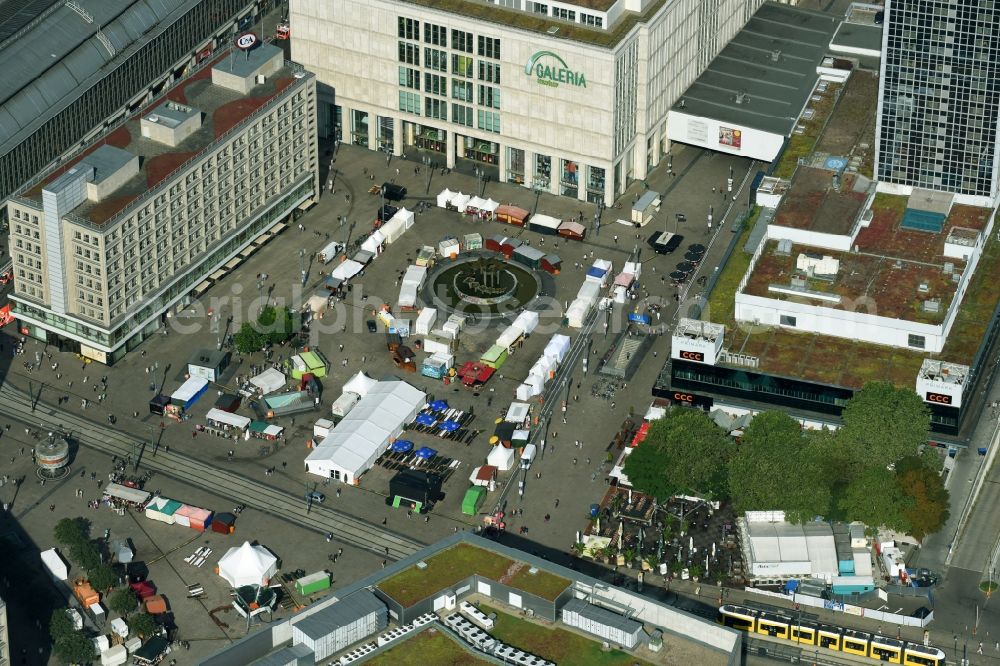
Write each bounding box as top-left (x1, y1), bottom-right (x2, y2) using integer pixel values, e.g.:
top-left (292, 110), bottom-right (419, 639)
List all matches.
top-left (0, 383), bottom-right (423, 559)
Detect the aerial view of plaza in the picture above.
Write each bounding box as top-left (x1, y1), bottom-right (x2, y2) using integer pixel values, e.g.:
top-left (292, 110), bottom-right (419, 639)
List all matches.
top-left (0, 0), bottom-right (999, 665)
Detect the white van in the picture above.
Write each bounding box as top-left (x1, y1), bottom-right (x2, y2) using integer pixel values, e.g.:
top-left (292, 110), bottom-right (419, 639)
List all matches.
top-left (520, 444), bottom-right (537, 469)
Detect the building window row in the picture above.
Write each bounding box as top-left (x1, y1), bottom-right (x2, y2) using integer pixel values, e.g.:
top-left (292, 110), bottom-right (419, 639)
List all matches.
top-left (399, 91), bottom-right (421, 115)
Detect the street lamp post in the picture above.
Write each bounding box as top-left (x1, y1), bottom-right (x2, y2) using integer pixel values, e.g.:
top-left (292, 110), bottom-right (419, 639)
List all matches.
top-left (299, 249), bottom-right (307, 285)
top-left (532, 180), bottom-right (545, 214)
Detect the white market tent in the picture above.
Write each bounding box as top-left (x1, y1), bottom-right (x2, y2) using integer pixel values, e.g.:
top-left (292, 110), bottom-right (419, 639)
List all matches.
top-left (305, 380), bottom-right (426, 483)
top-left (343, 371), bottom-right (378, 398)
top-left (249, 368), bottom-right (286, 395)
top-left (513, 310), bottom-right (539, 334)
top-left (361, 229), bottom-right (385, 254)
top-left (529, 214), bottom-right (562, 233)
top-left (495, 324), bottom-right (524, 349)
top-left (505, 402), bottom-right (531, 423)
top-left (205, 408), bottom-right (252, 430)
top-left (482, 198), bottom-right (499, 214)
top-left (544, 335), bottom-right (572, 363)
top-left (402, 265), bottom-right (427, 287)
top-left (451, 192), bottom-right (471, 212)
top-left (466, 195), bottom-right (488, 213)
top-left (330, 259), bottom-right (364, 282)
top-left (217, 541), bottom-right (279, 588)
top-left (486, 446), bottom-right (517, 472)
top-left (437, 188), bottom-right (456, 208)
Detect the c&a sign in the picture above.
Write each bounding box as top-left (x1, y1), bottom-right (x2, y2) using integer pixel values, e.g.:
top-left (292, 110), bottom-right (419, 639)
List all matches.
top-left (524, 51), bottom-right (587, 88)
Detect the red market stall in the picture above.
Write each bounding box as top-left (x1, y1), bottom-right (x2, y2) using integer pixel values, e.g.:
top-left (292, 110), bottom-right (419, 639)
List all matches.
top-left (541, 254), bottom-right (562, 275)
top-left (558, 220), bottom-right (586, 241)
top-left (458, 362), bottom-right (495, 388)
top-left (499, 237), bottom-right (522, 259)
top-left (496, 205), bottom-right (529, 227)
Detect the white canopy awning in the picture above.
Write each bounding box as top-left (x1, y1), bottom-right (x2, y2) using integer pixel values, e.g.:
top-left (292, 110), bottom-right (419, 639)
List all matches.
top-left (205, 408), bottom-right (251, 430)
top-left (505, 402), bottom-right (531, 423)
top-left (482, 198), bottom-right (500, 213)
top-left (451, 193), bottom-right (470, 211)
top-left (103, 482), bottom-right (151, 505)
top-left (330, 260), bottom-right (364, 281)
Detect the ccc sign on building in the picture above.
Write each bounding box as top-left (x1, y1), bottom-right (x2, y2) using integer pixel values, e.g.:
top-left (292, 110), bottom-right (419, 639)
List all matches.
top-left (925, 392), bottom-right (952, 405)
top-left (678, 350), bottom-right (704, 362)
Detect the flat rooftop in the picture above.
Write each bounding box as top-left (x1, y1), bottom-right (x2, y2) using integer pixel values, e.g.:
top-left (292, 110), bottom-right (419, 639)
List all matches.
top-left (771, 167), bottom-right (872, 235)
top-left (830, 3), bottom-right (884, 54)
top-left (671, 2), bottom-right (841, 136)
top-left (711, 216), bottom-right (1000, 389)
top-left (743, 238), bottom-right (962, 325)
top-left (396, 0), bottom-right (666, 47)
top-left (19, 46), bottom-right (307, 226)
top-left (377, 542), bottom-right (571, 608)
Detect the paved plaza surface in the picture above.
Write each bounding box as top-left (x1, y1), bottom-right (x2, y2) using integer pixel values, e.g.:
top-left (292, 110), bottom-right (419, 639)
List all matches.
top-left (0, 140), bottom-right (755, 663)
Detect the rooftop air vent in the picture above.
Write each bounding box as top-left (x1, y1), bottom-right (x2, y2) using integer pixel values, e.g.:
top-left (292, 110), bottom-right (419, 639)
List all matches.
top-left (547, 26), bottom-right (560, 35)
top-left (917, 282), bottom-right (929, 293)
top-left (416, 561), bottom-right (428, 569)
top-left (942, 261), bottom-right (954, 273)
top-left (923, 300), bottom-right (940, 313)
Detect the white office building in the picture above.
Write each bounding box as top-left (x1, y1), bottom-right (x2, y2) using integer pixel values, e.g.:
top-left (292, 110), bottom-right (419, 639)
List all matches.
top-left (290, 0), bottom-right (769, 205)
top-left (5, 43), bottom-right (319, 363)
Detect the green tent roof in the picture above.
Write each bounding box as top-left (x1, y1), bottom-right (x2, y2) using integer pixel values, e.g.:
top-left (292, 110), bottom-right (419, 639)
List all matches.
top-left (462, 486), bottom-right (486, 515)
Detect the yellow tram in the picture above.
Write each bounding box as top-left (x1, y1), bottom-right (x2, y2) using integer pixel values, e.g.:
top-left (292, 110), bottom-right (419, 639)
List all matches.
top-left (718, 605), bottom-right (945, 666)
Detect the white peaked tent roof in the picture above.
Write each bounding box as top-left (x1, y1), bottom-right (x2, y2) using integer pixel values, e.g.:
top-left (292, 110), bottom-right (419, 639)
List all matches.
top-left (343, 371), bottom-right (379, 398)
top-left (330, 260), bottom-right (364, 281)
top-left (482, 198), bottom-right (500, 212)
top-left (467, 195), bottom-right (488, 210)
top-left (437, 188), bottom-right (456, 207)
top-left (452, 192), bottom-right (471, 210)
top-left (218, 541), bottom-right (278, 588)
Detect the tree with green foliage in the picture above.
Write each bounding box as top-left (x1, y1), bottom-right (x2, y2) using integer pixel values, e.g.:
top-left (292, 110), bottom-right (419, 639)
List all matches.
top-left (129, 611), bottom-right (158, 639)
top-left (68, 540), bottom-right (101, 572)
top-left (622, 408), bottom-right (733, 500)
top-left (836, 465), bottom-right (912, 531)
top-left (895, 455), bottom-right (950, 542)
top-left (53, 517), bottom-right (90, 547)
top-left (234, 321), bottom-right (268, 354)
top-left (49, 608), bottom-right (75, 643)
top-left (257, 305), bottom-right (294, 345)
top-left (838, 382), bottom-right (930, 468)
top-left (108, 587), bottom-right (138, 617)
top-left (728, 411), bottom-right (831, 522)
top-left (53, 630), bottom-right (96, 665)
top-left (88, 563), bottom-right (118, 593)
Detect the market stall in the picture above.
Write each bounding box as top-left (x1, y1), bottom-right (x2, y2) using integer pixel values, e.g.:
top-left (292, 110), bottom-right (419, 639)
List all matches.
top-left (437, 188), bottom-right (457, 209)
top-left (205, 408), bottom-right (251, 439)
top-left (166, 377), bottom-right (209, 419)
top-left (217, 541), bottom-right (278, 587)
top-left (528, 213), bottom-right (561, 236)
top-left (496, 205), bottom-right (529, 227)
top-left (558, 220), bottom-right (586, 241)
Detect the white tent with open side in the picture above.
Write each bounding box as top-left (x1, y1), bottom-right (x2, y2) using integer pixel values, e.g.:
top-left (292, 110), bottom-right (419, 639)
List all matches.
top-left (330, 259), bottom-right (364, 282)
top-left (451, 192), bottom-right (470, 212)
top-left (361, 229), bottom-right (385, 255)
top-left (217, 541), bottom-right (278, 588)
top-left (249, 368), bottom-right (286, 395)
top-left (437, 188), bottom-right (457, 208)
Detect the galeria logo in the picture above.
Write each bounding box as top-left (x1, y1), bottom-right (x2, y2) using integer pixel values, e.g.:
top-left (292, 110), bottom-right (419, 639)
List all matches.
top-left (524, 51), bottom-right (587, 88)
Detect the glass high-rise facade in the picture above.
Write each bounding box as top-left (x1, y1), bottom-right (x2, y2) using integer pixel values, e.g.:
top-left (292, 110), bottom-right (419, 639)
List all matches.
top-left (875, 0), bottom-right (1000, 201)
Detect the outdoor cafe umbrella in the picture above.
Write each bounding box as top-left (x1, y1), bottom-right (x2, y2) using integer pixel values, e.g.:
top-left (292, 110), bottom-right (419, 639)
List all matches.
top-left (415, 413), bottom-right (437, 427)
top-left (415, 447), bottom-right (437, 459)
top-left (669, 270), bottom-right (688, 283)
top-left (684, 250), bottom-right (702, 263)
top-left (391, 440), bottom-right (414, 453)
top-left (439, 420), bottom-right (460, 432)
top-left (429, 399), bottom-right (449, 412)
top-left (676, 261), bottom-right (695, 275)
top-left (689, 243), bottom-right (706, 254)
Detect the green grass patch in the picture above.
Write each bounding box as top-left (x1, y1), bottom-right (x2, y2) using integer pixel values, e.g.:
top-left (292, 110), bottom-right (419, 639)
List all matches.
top-left (481, 604), bottom-right (656, 666)
top-left (981, 581), bottom-right (998, 593)
top-left (773, 134), bottom-right (818, 179)
top-left (366, 628), bottom-right (493, 666)
top-left (378, 544), bottom-right (569, 608)
top-left (703, 211), bottom-right (758, 325)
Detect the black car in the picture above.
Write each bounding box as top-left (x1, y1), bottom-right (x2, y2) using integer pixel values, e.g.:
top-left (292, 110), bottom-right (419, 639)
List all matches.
top-left (382, 183), bottom-right (407, 201)
top-left (648, 231), bottom-right (684, 254)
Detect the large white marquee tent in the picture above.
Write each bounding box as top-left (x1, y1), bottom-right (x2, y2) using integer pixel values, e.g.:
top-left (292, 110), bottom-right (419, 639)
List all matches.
top-left (305, 380), bottom-right (426, 483)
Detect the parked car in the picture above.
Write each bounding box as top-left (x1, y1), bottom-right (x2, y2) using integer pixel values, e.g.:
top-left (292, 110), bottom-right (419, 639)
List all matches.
top-left (307, 491), bottom-right (326, 503)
